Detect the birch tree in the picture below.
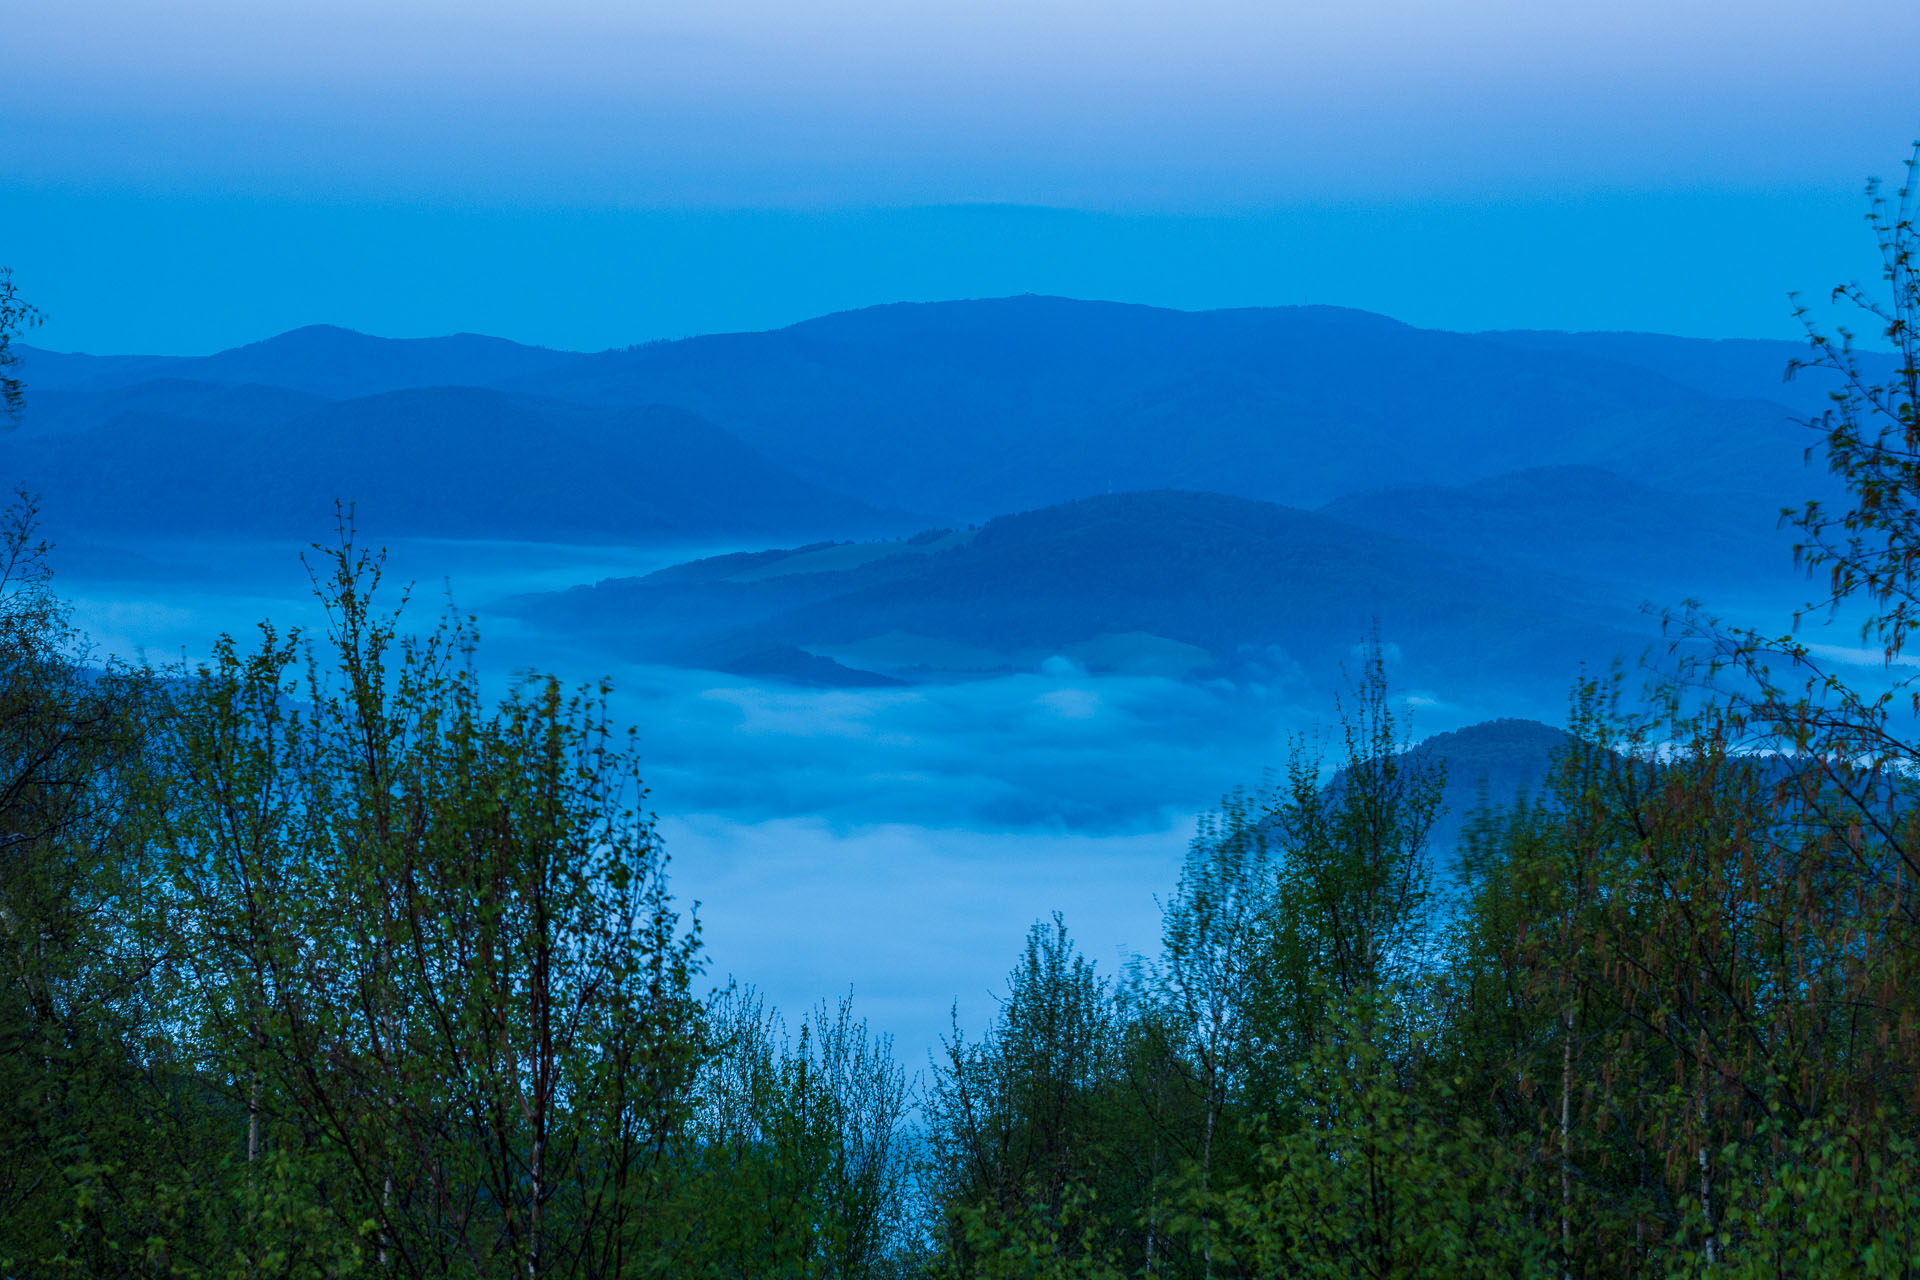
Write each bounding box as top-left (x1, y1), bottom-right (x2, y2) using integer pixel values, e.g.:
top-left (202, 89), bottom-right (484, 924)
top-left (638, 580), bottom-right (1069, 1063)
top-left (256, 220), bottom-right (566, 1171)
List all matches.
top-left (154, 525), bottom-right (705, 1279)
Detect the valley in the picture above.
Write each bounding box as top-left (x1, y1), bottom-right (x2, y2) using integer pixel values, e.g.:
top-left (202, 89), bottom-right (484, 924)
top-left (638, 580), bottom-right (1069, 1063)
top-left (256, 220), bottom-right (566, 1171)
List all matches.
top-left (12, 296), bottom-right (1848, 1066)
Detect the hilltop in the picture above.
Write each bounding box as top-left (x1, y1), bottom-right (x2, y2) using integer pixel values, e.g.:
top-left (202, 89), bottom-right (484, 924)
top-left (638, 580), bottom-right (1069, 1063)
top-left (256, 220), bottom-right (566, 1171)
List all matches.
top-left (512, 489), bottom-right (1657, 700)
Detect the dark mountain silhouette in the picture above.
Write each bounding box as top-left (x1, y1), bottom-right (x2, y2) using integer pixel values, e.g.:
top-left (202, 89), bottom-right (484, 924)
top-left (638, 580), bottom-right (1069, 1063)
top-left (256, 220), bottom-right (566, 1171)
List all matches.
top-left (1319, 464), bottom-right (1805, 603)
top-left (1403, 717), bottom-right (1577, 869)
top-left (1299, 716), bottom-right (1578, 876)
top-left (16, 300), bottom-right (1851, 537)
top-left (7, 299), bottom-right (1851, 651)
top-left (514, 490), bottom-right (1658, 700)
top-left (15, 326), bottom-right (580, 398)
top-left (1406, 716), bottom-right (1574, 810)
top-left (19, 379), bottom-right (327, 437)
top-left (2, 386), bottom-right (900, 542)
top-left (1474, 328), bottom-right (1897, 418)
top-left (493, 296), bottom-right (1835, 520)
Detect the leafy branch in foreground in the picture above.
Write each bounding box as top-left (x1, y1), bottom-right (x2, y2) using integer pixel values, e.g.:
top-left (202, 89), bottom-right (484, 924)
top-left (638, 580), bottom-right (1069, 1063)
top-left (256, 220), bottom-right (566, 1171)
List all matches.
top-left (0, 268), bottom-right (43, 423)
top-left (147, 523), bottom-right (708, 1277)
top-left (1787, 141), bottom-right (1920, 670)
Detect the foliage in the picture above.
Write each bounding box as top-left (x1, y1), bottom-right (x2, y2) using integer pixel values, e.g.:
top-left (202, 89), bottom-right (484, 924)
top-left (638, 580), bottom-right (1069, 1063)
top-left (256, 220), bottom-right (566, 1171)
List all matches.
top-left (143, 526), bottom-right (712, 1277)
top-left (668, 985), bottom-right (915, 1277)
top-left (0, 489), bottom-right (177, 1272)
top-left (924, 916), bottom-right (1122, 1259)
top-left (1785, 141), bottom-right (1920, 676)
top-left (1219, 1020), bottom-right (1551, 1280)
top-left (0, 494), bottom-right (921, 1277)
top-left (0, 268), bottom-right (41, 422)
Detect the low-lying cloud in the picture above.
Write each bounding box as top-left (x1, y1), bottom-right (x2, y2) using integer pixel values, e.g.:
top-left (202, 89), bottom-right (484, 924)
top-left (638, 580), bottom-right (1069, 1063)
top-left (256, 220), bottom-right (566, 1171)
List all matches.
top-left (662, 813), bottom-right (1189, 1070)
top-left (59, 532), bottom-right (1571, 1064)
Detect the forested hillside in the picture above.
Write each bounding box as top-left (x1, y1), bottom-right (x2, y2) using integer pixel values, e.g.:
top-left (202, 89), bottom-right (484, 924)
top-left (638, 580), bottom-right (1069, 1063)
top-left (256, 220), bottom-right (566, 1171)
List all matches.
top-left (513, 489), bottom-right (1654, 700)
top-left (1319, 465), bottom-right (1796, 600)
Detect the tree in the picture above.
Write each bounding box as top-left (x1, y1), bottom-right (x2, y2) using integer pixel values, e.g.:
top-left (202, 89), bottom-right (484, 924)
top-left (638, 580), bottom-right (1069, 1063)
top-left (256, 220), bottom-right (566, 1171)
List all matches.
top-left (1785, 141), bottom-right (1920, 685)
top-left (1194, 653), bottom-right (1483, 1279)
top-left (925, 915), bottom-right (1125, 1276)
top-left (917, 648), bottom-right (1461, 1279)
top-left (1268, 645), bottom-right (1445, 1015)
top-left (148, 523), bottom-right (706, 1278)
top-left (0, 493), bottom-right (195, 1268)
top-left (674, 986), bottom-right (914, 1278)
top-left (0, 268), bottom-right (42, 422)
top-left (1143, 789), bottom-right (1282, 1276)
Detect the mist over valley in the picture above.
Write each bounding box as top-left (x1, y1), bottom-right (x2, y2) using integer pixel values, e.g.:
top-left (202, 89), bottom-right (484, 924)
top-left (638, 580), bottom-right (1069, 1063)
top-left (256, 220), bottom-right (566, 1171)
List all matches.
top-left (11, 296), bottom-right (1851, 1064)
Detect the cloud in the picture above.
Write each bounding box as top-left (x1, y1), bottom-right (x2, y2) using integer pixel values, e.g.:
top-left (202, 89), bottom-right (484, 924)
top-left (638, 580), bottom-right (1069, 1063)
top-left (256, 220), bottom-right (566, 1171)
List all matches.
top-left (63, 531), bottom-right (1556, 833)
top-left (603, 660), bottom-right (1330, 831)
top-left (1036, 686), bottom-right (1102, 721)
top-left (661, 812), bottom-right (1189, 1070)
top-left (55, 531), bottom-right (1563, 1068)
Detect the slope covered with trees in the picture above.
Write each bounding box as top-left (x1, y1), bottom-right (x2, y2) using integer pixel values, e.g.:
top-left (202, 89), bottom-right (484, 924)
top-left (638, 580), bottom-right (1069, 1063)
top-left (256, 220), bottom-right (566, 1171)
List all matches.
top-left (514, 488), bottom-right (1655, 701)
top-left (1319, 464), bottom-right (1801, 602)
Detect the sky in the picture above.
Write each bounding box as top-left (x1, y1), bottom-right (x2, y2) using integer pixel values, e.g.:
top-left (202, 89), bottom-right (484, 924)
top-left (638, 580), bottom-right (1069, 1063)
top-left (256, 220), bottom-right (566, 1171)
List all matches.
top-left (5, 0), bottom-right (1919, 353)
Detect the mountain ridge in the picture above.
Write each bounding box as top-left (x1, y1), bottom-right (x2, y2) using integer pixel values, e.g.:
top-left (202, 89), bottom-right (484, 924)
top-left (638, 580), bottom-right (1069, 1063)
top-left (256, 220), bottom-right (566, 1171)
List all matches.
top-left (511, 488), bottom-right (1659, 702)
top-left (19, 297), bottom-right (1847, 525)
top-left (2, 385), bottom-right (905, 543)
top-left (15, 325), bottom-right (582, 398)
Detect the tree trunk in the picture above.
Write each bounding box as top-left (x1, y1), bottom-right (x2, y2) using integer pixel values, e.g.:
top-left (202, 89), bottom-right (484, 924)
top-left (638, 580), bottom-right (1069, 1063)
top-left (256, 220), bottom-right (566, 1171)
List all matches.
top-left (1697, 1094), bottom-right (1716, 1268)
top-left (1560, 1002), bottom-right (1573, 1279)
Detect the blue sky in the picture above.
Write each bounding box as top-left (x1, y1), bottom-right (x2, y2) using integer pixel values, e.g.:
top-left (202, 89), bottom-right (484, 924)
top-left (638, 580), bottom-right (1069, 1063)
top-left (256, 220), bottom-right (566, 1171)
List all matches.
top-left (5, 0), bottom-right (1918, 352)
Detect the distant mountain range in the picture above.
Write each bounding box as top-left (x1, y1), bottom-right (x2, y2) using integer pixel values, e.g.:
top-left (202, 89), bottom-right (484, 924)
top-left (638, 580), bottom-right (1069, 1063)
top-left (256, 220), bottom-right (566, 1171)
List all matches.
top-left (481, 297), bottom-right (1846, 520)
top-left (18, 296), bottom-right (1852, 525)
top-left (8, 296), bottom-right (1845, 694)
top-left (4, 386), bottom-right (900, 542)
top-left (17, 325), bottom-right (576, 400)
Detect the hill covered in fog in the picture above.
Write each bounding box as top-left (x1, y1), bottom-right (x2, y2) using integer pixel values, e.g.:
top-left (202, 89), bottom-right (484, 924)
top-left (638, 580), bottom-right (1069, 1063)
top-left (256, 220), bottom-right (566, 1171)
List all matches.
top-left (511, 489), bottom-right (1660, 700)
